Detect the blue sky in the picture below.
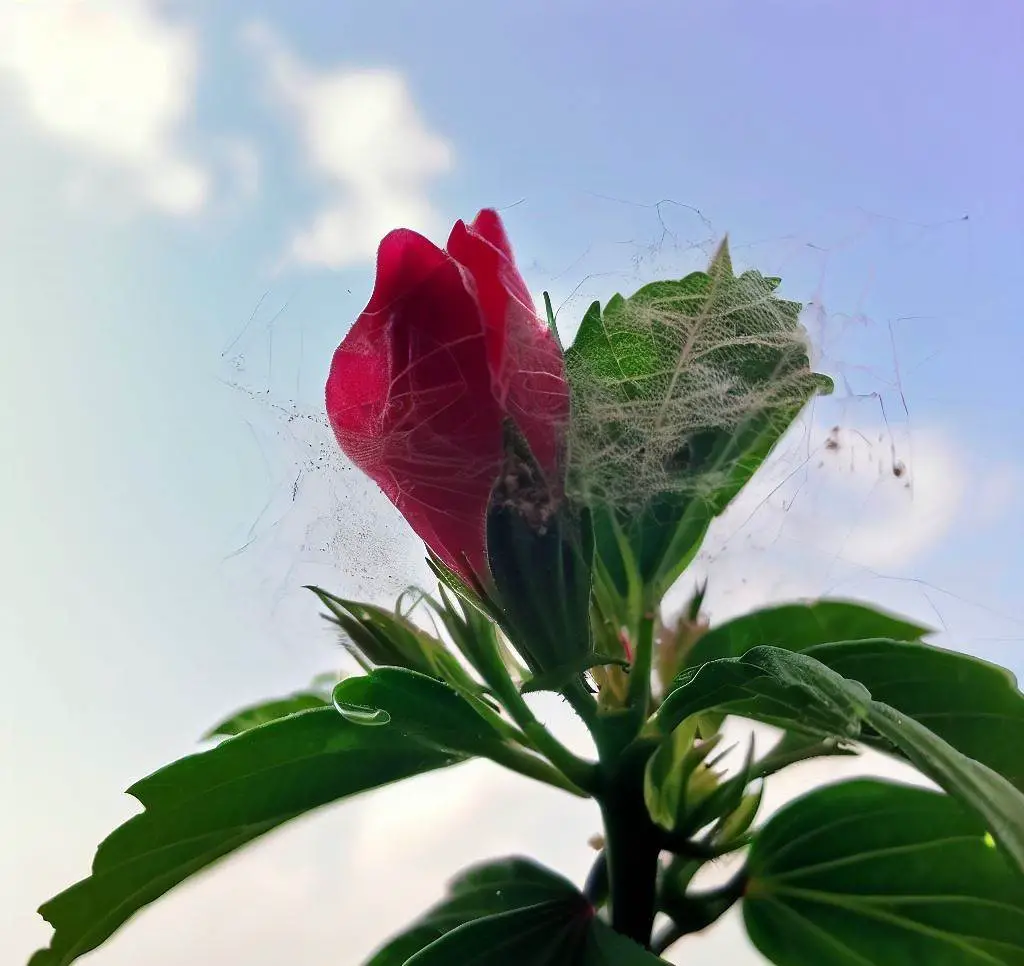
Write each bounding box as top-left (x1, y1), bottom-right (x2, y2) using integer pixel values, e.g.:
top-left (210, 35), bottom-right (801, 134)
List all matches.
top-left (2, 2), bottom-right (1022, 964)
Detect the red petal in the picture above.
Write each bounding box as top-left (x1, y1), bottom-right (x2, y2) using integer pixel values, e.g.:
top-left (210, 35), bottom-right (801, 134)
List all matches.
top-left (447, 214), bottom-right (569, 484)
top-left (468, 208), bottom-right (515, 258)
top-left (326, 228), bottom-right (505, 583)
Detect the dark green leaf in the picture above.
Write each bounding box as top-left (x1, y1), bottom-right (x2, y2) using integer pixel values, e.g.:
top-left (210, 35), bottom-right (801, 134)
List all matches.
top-left (367, 858), bottom-right (583, 965)
top-left (661, 644), bottom-right (1024, 875)
top-left (30, 709), bottom-right (462, 966)
top-left (866, 702), bottom-right (1024, 876)
top-left (657, 646), bottom-right (870, 739)
top-left (202, 692), bottom-right (331, 738)
top-left (369, 856), bottom-right (667, 965)
top-left (584, 919), bottom-right (671, 963)
top-left (745, 779), bottom-right (1024, 966)
top-left (404, 901), bottom-right (591, 965)
top-left (807, 638), bottom-right (1024, 789)
top-left (331, 668), bottom-right (508, 758)
top-left (806, 638), bottom-right (1024, 790)
top-left (686, 600), bottom-right (930, 668)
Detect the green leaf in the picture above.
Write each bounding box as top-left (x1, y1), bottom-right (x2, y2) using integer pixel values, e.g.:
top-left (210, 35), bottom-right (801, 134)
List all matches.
top-left (866, 702), bottom-right (1024, 876)
top-left (660, 644), bottom-right (1024, 875)
top-left (806, 639), bottom-right (1024, 790)
top-left (686, 600), bottom-right (931, 668)
top-left (404, 902), bottom-right (591, 965)
top-left (30, 709), bottom-right (462, 966)
top-left (367, 858), bottom-right (584, 965)
top-left (331, 668), bottom-right (509, 758)
top-left (202, 691), bottom-right (331, 738)
top-left (330, 669), bottom-right (583, 794)
top-left (202, 671), bottom-right (342, 739)
top-left (585, 919), bottom-right (672, 963)
top-left (566, 245), bottom-right (833, 599)
top-left (744, 779), bottom-right (1024, 966)
top-left (383, 856), bottom-right (668, 965)
top-left (657, 645), bottom-right (871, 739)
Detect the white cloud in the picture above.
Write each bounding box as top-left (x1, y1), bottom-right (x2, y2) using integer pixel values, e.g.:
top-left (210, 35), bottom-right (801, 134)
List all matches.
top-left (242, 21), bottom-right (452, 269)
top-left (0, 0), bottom-right (208, 215)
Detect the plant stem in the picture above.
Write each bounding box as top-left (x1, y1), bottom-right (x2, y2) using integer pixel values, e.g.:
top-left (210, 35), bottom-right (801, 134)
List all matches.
top-left (487, 743), bottom-right (588, 796)
top-left (563, 678), bottom-right (598, 730)
top-left (627, 610), bottom-right (656, 715)
top-left (656, 866), bottom-right (749, 951)
top-left (493, 676), bottom-right (600, 794)
top-left (600, 739), bottom-right (662, 946)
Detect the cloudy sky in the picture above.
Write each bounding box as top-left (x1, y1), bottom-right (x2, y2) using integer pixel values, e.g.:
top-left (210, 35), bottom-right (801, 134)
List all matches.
top-left (2, 2), bottom-right (1022, 964)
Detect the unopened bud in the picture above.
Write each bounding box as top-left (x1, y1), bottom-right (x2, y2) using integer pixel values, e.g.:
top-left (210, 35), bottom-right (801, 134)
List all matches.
top-left (655, 612), bottom-right (710, 696)
top-left (716, 785), bottom-right (763, 846)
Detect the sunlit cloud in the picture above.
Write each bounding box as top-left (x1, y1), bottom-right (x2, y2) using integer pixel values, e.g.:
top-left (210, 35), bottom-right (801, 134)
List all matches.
top-left (242, 20), bottom-right (452, 269)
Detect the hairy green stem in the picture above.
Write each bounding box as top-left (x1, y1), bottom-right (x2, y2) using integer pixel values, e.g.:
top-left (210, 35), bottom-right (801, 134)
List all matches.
top-left (493, 676), bottom-right (599, 794)
top-left (563, 678), bottom-right (599, 730)
top-left (486, 742), bottom-right (589, 797)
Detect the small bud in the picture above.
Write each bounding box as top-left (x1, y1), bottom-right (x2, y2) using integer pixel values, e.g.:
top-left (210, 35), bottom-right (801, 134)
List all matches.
top-left (591, 662), bottom-right (631, 709)
top-left (715, 786), bottom-right (763, 846)
top-left (655, 606), bottom-right (710, 697)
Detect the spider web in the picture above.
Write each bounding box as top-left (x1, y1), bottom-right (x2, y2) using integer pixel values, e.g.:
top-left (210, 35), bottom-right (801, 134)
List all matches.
top-left (562, 237), bottom-right (825, 512)
top-left (218, 197), bottom-right (1018, 664)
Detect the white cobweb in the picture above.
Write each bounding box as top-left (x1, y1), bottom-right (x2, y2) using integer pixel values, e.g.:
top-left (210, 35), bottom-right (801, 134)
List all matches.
top-left (218, 291), bottom-right (432, 653)
top-left (218, 196), bottom-right (1021, 669)
top-left (562, 233), bottom-right (825, 511)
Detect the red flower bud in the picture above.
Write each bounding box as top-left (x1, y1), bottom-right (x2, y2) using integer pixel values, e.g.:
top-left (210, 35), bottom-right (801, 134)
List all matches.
top-left (326, 210), bottom-right (569, 587)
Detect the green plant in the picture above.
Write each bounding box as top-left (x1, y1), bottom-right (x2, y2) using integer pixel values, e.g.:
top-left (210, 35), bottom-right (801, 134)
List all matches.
top-left (28, 213), bottom-right (1024, 965)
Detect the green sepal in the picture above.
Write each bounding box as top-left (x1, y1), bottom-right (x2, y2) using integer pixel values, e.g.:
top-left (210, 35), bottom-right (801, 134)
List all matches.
top-left (307, 586), bottom-right (484, 699)
top-left (485, 422), bottom-right (595, 678)
top-left (520, 654), bottom-right (629, 695)
top-left (420, 582), bottom-right (524, 697)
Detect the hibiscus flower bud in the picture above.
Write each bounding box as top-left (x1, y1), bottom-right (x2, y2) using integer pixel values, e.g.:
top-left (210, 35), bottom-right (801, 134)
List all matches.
top-left (326, 209), bottom-right (569, 591)
top-left (327, 210), bottom-right (590, 676)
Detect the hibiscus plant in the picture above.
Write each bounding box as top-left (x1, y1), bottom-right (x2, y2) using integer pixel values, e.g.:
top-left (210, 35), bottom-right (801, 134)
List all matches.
top-left (29, 210), bottom-right (1024, 965)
